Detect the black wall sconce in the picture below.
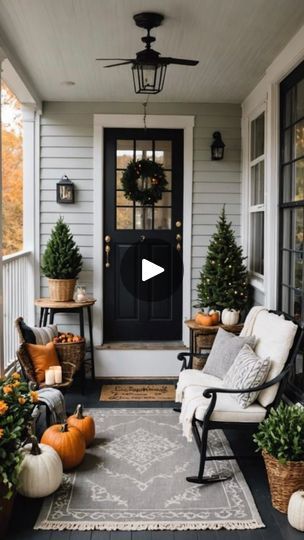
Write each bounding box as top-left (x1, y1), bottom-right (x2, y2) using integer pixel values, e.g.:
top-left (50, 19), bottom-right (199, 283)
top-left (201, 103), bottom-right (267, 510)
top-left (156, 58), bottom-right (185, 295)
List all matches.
top-left (56, 175), bottom-right (75, 204)
top-left (211, 131), bottom-right (225, 160)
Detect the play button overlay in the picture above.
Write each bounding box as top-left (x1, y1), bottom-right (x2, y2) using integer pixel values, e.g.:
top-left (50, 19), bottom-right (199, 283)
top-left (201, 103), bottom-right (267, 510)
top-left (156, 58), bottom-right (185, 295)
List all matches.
top-left (142, 258), bottom-right (164, 282)
top-left (120, 237), bottom-right (183, 303)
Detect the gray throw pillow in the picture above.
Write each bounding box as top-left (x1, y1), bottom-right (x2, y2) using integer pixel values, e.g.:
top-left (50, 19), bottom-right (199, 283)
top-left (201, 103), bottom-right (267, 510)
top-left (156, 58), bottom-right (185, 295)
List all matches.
top-left (223, 344), bottom-right (270, 408)
top-left (202, 328), bottom-right (256, 379)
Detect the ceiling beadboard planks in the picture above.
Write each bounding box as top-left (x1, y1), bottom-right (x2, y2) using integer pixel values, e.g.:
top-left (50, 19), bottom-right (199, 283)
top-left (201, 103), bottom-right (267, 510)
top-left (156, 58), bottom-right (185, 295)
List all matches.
top-left (1, 0), bottom-right (304, 102)
top-left (40, 101), bottom-right (241, 325)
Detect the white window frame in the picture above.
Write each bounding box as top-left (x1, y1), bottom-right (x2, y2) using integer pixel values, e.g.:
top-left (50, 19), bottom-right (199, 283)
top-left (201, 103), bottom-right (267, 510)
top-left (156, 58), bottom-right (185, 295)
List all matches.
top-left (248, 110), bottom-right (266, 280)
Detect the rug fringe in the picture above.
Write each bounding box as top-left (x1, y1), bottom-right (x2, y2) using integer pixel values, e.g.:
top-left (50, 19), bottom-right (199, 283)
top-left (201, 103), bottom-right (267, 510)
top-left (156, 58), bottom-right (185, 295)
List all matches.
top-left (34, 519), bottom-right (265, 531)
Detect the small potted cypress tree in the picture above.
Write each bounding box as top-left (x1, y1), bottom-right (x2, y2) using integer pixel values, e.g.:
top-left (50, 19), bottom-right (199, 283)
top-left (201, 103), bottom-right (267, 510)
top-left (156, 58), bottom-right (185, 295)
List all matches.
top-left (41, 218), bottom-right (83, 301)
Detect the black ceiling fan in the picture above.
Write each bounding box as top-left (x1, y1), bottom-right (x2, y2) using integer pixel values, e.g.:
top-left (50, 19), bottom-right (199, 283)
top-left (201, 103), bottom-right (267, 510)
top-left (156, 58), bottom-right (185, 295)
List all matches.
top-left (96, 12), bottom-right (199, 94)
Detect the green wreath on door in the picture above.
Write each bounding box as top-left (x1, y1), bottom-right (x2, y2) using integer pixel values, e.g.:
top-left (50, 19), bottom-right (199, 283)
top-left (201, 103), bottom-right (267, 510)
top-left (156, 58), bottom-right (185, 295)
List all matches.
top-left (121, 159), bottom-right (168, 206)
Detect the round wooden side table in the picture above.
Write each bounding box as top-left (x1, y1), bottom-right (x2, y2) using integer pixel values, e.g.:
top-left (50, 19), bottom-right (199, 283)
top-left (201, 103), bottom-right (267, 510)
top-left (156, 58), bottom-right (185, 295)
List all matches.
top-left (34, 298), bottom-right (96, 380)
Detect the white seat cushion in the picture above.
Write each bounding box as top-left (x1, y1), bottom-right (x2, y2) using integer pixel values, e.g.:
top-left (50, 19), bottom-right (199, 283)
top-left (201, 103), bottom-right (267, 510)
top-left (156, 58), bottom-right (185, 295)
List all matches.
top-left (176, 369), bottom-right (223, 402)
top-left (251, 311), bottom-right (297, 407)
top-left (183, 385), bottom-right (267, 423)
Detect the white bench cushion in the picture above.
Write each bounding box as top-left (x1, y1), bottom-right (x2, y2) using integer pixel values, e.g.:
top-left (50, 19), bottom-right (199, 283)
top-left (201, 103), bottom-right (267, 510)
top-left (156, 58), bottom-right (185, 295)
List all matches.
top-left (184, 385), bottom-right (267, 423)
top-left (252, 311), bottom-right (297, 407)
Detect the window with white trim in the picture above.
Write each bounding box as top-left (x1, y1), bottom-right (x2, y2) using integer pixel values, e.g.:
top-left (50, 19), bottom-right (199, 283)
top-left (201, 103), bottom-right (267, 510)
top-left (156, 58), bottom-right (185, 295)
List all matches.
top-left (249, 112), bottom-right (265, 276)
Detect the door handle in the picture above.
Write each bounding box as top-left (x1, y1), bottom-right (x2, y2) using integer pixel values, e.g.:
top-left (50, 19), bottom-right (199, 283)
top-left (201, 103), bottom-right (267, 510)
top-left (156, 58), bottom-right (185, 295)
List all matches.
top-left (139, 235), bottom-right (146, 242)
top-left (176, 233), bottom-right (182, 251)
top-left (105, 235), bottom-right (111, 268)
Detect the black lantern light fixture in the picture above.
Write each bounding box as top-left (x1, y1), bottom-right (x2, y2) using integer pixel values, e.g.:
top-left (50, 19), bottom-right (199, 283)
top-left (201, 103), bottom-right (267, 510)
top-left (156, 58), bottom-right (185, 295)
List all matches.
top-left (96, 12), bottom-right (199, 95)
top-left (56, 175), bottom-right (75, 204)
top-left (211, 131), bottom-right (225, 161)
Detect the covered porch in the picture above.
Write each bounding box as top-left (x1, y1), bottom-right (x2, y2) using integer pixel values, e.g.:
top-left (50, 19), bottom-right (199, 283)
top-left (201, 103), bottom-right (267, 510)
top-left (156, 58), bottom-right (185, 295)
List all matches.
top-left (1, 0), bottom-right (304, 538)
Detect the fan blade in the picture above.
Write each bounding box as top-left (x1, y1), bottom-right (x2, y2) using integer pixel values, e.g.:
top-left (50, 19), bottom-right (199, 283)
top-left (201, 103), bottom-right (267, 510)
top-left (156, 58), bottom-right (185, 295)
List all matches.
top-left (161, 57), bottom-right (199, 66)
top-left (104, 61), bottom-right (133, 68)
top-left (96, 58), bottom-right (133, 61)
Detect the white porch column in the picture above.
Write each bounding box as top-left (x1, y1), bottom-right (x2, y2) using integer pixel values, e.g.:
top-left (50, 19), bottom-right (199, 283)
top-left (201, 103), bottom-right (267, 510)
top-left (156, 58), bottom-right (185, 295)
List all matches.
top-left (21, 103), bottom-right (38, 325)
top-left (0, 48), bottom-right (7, 375)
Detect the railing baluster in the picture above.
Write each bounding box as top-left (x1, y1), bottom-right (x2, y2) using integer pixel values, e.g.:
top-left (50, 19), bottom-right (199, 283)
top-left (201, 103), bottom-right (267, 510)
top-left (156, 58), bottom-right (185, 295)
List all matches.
top-left (2, 251), bottom-right (32, 369)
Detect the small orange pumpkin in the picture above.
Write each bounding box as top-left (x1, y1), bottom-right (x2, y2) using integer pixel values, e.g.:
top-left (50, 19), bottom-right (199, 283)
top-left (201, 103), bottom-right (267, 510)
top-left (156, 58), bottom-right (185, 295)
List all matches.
top-left (67, 404), bottom-right (95, 447)
top-left (41, 422), bottom-right (86, 470)
top-left (209, 309), bottom-right (220, 325)
top-left (195, 312), bottom-right (214, 326)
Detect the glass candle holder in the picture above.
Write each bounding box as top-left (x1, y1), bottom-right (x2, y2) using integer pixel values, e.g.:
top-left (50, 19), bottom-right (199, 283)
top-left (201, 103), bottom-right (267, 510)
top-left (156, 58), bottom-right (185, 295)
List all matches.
top-left (75, 286), bottom-right (87, 302)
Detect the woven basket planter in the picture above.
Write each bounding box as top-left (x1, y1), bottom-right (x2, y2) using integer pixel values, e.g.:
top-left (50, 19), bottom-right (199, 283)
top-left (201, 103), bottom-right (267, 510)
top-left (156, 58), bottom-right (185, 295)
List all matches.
top-left (48, 278), bottom-right (76, 301)
top-left (262, 450), bottom-right (304, 513)
top-left (193, 356), bottom-right (206, 370)
top-left (55, 338), bottom-right (86, 372)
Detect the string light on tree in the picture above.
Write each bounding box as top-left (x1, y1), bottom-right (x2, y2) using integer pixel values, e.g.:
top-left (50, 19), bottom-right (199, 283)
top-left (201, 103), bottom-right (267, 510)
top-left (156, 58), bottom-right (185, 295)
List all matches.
top-left (195, 207), bottom-right (249, 312)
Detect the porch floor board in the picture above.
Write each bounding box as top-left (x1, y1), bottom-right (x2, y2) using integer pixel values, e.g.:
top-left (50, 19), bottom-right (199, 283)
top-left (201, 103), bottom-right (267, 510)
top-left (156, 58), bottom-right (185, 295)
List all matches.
top-left (8, 380), bottom-right (302, 540)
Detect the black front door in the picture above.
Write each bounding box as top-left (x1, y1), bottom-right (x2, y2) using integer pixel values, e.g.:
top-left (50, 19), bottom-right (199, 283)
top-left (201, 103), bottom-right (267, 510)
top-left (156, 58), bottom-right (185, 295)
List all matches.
top-left (103, 128), bottom-right (183, 341)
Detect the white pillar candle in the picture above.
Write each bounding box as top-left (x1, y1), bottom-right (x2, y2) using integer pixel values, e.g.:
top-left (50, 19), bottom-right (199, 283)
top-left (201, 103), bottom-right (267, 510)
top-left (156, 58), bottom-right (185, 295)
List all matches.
top-left (45, 369), bottom-right (55, 385)
top-left (54, 366), bottom-right (62, 384)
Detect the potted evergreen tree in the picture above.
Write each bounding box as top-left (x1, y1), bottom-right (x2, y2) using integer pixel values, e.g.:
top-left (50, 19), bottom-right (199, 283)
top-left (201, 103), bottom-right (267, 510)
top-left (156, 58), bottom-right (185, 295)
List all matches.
top-left (253, 403), bottom-right (304, 513)
top-left (41, 218), bottom-right (83, 301)
top-left (196, 207), bottom-right (248, 325)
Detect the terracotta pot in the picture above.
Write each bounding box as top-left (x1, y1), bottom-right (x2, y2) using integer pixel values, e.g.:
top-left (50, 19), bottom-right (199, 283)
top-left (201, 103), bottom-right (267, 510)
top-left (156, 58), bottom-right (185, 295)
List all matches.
top-left (0, 484), bottom-right (15, 540)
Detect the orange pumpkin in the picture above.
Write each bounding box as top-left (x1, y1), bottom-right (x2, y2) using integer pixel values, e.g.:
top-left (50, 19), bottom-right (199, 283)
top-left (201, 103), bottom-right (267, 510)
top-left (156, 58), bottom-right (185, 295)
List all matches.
top-left (67, 404), bottom-right (95, 447)
top-left (41, 422), bottom-right (85, 470)
top-left (195, 312), bottom-right (214, 326)
top-left (209, 310), bottom-right (220, 325)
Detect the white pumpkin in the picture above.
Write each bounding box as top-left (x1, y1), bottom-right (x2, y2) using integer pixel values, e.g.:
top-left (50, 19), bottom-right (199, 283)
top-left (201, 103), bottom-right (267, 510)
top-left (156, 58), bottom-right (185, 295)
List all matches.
top-left (17, 436), bottom-right (63, 498)
top-left (288, 490), bottom-right (304, 531)
top-left (221, 308), bottom-right (240, 326)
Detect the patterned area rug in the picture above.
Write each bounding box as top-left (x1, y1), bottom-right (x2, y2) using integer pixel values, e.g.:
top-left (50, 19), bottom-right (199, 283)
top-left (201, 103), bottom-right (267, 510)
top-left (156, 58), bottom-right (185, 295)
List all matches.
top-left (100, 384), bottom-right (176, 401)
top-left (35, 409), bottom-right (264, 531)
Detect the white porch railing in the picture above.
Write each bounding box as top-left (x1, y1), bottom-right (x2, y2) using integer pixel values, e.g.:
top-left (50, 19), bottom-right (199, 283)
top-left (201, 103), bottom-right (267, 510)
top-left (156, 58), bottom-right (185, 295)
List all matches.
top-left (3, 250), bottom-right (32, 369)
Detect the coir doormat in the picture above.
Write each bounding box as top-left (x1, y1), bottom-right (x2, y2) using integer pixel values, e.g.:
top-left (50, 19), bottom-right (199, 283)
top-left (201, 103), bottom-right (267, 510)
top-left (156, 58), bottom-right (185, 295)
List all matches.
top-left (100, 383), bottom-right (176, 401)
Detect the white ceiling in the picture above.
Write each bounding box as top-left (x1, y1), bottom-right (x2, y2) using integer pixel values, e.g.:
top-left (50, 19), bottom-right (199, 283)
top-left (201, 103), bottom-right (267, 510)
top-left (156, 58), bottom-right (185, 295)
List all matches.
top-left (0, 0), bottom-right (304, 103)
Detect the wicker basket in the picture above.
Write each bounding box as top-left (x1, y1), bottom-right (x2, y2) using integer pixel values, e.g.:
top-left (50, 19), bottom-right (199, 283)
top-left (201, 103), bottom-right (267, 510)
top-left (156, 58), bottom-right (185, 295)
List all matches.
top-left (55, 338), bottom-right (86, 371)
top-left (262, 450), bottom-right (304, 513)
top-left (193, 356), bottom-right (206, 370)
top-left (48, 278), bottom-right (76, 301)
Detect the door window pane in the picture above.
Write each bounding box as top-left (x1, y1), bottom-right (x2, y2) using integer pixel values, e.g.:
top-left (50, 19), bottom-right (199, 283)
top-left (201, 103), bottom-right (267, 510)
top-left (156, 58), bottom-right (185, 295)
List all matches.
top-left (116, 191), bottom-right (132, 206)
top-left (135, 207), bottom-right (153, 230)
top-left (155, 191), bottom-right (172, 207)
top-left (251, 113), bottom-right (265, 160)
top-left (250, 161), bottom-right (264, 205)
top-left (116, 140), bottom-right (133, 168)
top-left (250, 212), bottom-right (264, 274)
top-left (154, 207), bottom-right (171, 230)
top-left (155, 140), bottom-right (172, 168)
top-left (116, 207), bottom-right (133, 229)
top-left (135, 140), bottom-right (153, 161)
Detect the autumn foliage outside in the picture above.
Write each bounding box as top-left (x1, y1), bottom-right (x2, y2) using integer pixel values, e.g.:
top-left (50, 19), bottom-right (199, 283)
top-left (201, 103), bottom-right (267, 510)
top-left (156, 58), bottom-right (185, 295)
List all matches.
top-left (1, 82), bottom-right (23, 256)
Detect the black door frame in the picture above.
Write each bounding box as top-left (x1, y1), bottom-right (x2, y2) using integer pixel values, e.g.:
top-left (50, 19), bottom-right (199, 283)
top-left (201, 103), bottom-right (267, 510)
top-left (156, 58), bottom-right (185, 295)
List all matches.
top-left (93, 115), bottom-right (194, 347)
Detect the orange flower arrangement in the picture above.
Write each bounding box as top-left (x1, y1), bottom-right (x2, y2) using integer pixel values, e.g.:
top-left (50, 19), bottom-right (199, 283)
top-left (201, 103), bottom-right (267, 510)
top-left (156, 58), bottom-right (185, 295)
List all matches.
top-left (30, 391), bottom-right (39, 403)
top-left (0, 400), bottom-right (8, 415)
top-left (0, 372), bottom-right (35, 499)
